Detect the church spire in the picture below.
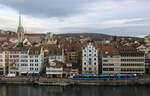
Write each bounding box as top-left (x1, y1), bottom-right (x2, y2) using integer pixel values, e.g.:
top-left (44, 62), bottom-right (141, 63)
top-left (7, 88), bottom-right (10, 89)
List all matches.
top-left (19, 11), bottom-right (22, 27)
top-left (17, 11), bottom-right (24, 43)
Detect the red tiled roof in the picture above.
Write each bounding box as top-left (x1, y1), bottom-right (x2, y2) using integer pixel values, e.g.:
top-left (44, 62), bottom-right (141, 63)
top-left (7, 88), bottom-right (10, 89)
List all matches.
top-left (101, 45), bottom-right (120, 55)
top-left (29, 46), bottom-right (42, 55)
top-left (0, 34), bottom-right (17, 38)
top-left (24, 33), bottom-right (44, 36)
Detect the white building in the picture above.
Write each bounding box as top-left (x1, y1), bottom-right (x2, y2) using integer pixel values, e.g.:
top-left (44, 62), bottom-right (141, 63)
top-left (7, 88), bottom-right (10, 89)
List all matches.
top-left (19, 47), bottom-right (29, 75)
top-left (19, 47), bottom-right (44, 75)
top-left (82, 43), bottom-right (99, 75)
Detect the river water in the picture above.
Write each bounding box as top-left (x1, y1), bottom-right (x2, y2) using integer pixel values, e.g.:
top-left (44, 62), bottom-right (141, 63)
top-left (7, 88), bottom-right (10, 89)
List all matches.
top-left (0, 85), bottom-right (150, 96)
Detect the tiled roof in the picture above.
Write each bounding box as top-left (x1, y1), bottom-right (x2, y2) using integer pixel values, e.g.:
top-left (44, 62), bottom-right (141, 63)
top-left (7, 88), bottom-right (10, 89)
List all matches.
top-left (0, 34), bottom-right (17, 38)
top-left (24, 33), bottom-right (44, 37)
top-left (29, 47), bottom-right (42, 55)
top-left (117, 46), bottom-right (144, 54)
top-left (63, 43), bottom-right (82, 51)
top-left (101, 45), bottom-right (120, 55)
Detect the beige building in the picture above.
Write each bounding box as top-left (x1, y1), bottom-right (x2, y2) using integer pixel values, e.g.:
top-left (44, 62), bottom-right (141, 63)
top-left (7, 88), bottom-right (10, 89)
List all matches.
top-left (137, 45), bottom-right (150, 54)
top-left (144, 35), bottom-right (150, 46)
top-left (101, 46), bottom-right (121, 74)
top-left (101, 46), bottom-right (145, 75)
top-left (0, 49), bottom-right (9, 75)
top-left (119, 46), bottom-right (145, 74)
top-left (8, 48), bottom-right (20, 76)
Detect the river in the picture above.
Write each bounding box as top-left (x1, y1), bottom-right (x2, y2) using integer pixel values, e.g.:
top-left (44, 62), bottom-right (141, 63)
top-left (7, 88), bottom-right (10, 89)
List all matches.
top-left (0, 85), bottom-right (150, 96)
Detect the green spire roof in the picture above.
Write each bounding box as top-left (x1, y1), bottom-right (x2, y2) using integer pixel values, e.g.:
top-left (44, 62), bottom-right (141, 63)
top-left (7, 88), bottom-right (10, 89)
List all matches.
top-left (19, 13), bottom-right (21, 27)
top-left (18, 12), bottom-right (22, 27)
top-left (17, 12), bottom-right (24, 32)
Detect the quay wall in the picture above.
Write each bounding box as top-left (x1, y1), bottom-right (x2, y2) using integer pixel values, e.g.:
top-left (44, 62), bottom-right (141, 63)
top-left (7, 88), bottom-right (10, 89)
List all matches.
top-left (0, 77), bottom-right (150, 86)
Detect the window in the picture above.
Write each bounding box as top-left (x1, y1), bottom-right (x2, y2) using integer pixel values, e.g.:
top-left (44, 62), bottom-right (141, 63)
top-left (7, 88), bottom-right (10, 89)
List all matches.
top-left (89, 62), bottom-right (91, 65)
top-left (30, 68), bottom-right (33, 71)
top-left (35, 64), bottom-right (39, 66)
top-left (89, 68), bottom-right (92, 71)
top-left (35, 59), bottom-right (38, 62)
top-left (30, 60), bottom-right (34, 62)
top-left (30, 64), bottom-right (33, 66)
top-left (30, 56), bottom-right (33, 58)
top-left (35, 68), bottom-right (39, 71)
top-left (35, 55), bottom-right (38, 58)
top-left (103, 60), bottom-right (108, 62)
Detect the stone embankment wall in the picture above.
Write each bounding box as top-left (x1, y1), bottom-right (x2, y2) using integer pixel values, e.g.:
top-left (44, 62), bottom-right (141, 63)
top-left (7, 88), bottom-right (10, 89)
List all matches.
top-left (0, 77), bottom-right (150, 86)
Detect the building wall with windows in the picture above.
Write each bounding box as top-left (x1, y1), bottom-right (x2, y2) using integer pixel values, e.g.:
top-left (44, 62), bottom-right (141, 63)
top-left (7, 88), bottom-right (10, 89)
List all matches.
top-left (119, 46), bottom-right (145, 74)
top-left (82, 43), bottom-right (98, 75)
top-left (0, 50), bottom-right (8, 75)
top-left (28, 47), bottom-right (44, 74)
top-left (49, 55), bottom-right (64, 63)
top-left (46, 61), bottom-right (63, 78)
top-left (8, 49), bottom-right (20, 76)
top-left (145, 53), bottom-right (150, 74)
top-left (19, 47), bottom-right (44, 75)
top-left (101, 46), bottom-right (121, 74)
top-left (101, 46), bottom-right (145, 75)
top-left (19, 49), bottom-right (29, 75)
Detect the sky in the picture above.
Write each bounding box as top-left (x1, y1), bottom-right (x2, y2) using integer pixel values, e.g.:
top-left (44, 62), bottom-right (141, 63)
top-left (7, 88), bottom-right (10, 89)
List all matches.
top-left (0, 0), bottom-right (150, 37)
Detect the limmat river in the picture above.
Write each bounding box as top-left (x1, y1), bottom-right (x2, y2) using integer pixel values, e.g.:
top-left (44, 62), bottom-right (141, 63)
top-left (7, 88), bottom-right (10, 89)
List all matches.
top-left (0, 85), bottom-right (150, 96)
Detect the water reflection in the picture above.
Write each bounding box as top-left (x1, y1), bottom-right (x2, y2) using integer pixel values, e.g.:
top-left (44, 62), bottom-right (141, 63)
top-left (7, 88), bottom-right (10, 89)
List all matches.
top-left (0, 85), bottom-right (150, 96)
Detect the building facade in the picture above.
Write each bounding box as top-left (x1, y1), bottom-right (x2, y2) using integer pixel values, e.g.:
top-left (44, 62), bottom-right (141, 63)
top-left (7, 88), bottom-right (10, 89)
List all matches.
top-left (82, 43), bottom-right (99, 75)
top-left (119, 46), bottom-right (145, 75)
top-left (19, 47), bottom-right (44, 75)
top-left (46, 60), bottom-right (63, 78)
top-left (8, 48), bottom-right (20, 76)
top-left (0, 49), bottom-right (9, 75)
top-left (144, 35), bottom-right (150, 46)
top-left (101, 46), bottom-right (121, 74)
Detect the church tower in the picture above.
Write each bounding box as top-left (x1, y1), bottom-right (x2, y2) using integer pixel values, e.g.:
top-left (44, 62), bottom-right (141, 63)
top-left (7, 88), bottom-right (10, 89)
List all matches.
top-left (17, 12), bottom-right (24, 42)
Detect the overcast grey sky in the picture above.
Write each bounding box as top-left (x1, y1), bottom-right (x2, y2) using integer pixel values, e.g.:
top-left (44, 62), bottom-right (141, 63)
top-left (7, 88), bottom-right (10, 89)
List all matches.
top-left (0, 0), bottom-right (150, 37)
